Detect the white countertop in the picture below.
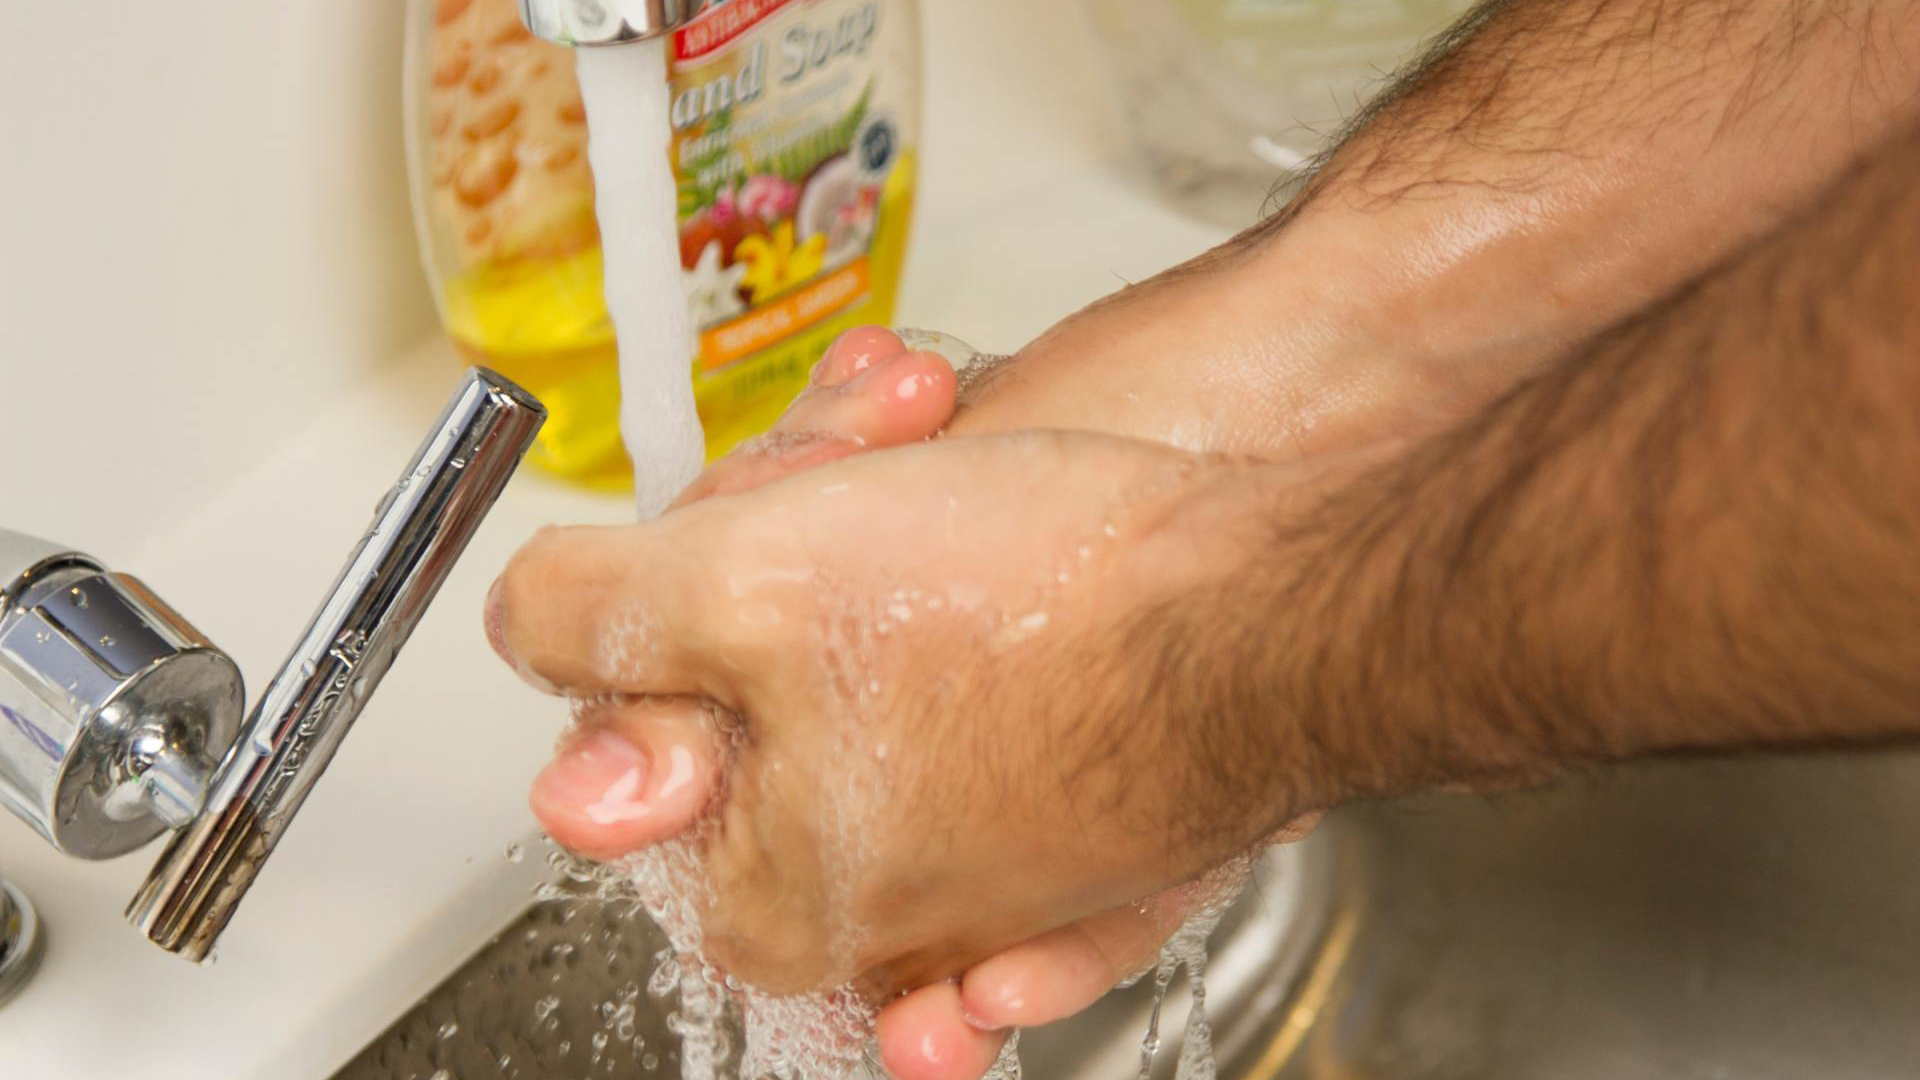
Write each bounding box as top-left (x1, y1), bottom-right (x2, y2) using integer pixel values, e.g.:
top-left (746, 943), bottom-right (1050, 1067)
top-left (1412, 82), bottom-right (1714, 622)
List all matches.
top-left (0, 1), bottom-right (1228, 1076)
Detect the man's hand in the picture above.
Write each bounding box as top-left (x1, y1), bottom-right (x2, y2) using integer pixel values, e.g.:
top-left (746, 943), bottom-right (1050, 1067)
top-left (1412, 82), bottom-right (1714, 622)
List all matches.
top-left (500, 327), bottom-right (1322, 1080)
top-left (492, 424), bottom-right (1321, 991)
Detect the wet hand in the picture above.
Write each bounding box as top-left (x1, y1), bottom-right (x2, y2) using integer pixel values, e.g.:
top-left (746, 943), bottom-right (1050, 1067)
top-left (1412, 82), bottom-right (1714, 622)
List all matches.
top-left (491, 347), bottom-right (1319, 1077)
top-left (495, 426), bottom-right (1273, 981)
top-left (501, 327), bottom-right (1318, 1080)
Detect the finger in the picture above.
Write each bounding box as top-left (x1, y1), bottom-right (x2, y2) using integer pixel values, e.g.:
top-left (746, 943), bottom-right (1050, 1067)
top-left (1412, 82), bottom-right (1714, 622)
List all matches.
top-left (783, 348), bottom-right (959, 447)
top-left (876, 982), bottom-right (1011, 1080)
top-left (668, 320), bottom-right (913, 511)
top-left (531, 697), bottom-right (725, 861)
top-left (956, 890), bottom-right (1200, 1032)
top-left (670, 349), bottom-right (958, 510)
top-left (487, 520), bottom-right (727, 696)
top-left (951, 815), bottom-right (1322, 1032)
top-left (815, 325), bottom-right (907, 387)
top-left (1269, 810), bottom-right (1324, 844)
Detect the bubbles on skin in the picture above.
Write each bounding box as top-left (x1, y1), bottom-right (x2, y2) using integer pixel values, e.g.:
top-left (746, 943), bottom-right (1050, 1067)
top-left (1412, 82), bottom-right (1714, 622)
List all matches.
top-left (737, 429), bottom-right (864, 461)
top-left (599, 607), bottom-right (665, 686)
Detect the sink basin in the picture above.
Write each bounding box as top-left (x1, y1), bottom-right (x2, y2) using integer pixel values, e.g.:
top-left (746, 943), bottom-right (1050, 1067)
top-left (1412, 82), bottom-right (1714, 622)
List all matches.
top-left (331, 839), bottom-right (1333, 1080)
top-left (333, 749), bottom-right (1920, 1079)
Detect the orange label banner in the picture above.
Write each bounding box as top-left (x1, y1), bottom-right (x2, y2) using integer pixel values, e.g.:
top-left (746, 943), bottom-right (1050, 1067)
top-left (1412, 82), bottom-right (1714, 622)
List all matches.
top-left (699, 257), bottom-right (870, 371)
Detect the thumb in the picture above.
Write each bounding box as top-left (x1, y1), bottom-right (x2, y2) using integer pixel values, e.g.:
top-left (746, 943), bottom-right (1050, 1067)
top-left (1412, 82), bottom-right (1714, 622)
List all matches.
top-left (531, 697), bottom-right (727, 860)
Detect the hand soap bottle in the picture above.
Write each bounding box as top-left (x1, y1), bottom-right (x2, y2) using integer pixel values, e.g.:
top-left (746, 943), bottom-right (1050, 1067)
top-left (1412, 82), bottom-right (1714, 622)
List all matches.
top-left (405, 0), bottom-right (923, 490)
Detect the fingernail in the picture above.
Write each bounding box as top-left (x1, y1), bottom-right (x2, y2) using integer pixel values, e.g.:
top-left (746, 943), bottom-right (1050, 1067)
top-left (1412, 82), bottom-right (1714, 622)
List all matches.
top-left (535, 730), bottom-right (652, 826)
top-left (816, 326), bottom-right (899, 388)
top-left (852, 351), bottom-right (910, 393)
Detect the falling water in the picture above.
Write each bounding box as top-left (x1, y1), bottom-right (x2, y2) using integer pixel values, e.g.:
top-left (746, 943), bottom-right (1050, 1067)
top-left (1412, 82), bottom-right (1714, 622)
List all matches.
top-left (575, 42), bottom-right (708, 518)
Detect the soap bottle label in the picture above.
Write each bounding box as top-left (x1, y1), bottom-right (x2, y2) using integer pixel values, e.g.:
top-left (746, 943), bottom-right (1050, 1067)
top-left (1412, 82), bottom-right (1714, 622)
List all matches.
top-left (667, 0), bottom-right (921, 456)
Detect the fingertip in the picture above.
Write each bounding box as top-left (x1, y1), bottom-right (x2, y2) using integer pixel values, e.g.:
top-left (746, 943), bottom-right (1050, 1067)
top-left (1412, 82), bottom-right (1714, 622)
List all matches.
top-left (818, 326), bottom-right (907, 388)
top-left (959, 941), bottom-right (1107, 1032)
top-left (1269, 810), bottom-right (1325, 845)
top-left (854, 351), bottom-right (959, 444)
top-left (530, 702), bottom-right (722, 860)
top-left (484, 575), bottom-right (511, 666)
top-left (877, 983), bottom-right (1009, 1080)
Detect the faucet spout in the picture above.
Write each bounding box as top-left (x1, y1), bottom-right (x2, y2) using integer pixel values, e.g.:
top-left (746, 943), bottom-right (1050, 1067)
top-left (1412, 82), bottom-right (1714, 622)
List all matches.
top-left (126, 369), bottom-right (545, 961)
top-left (517, 0), bottom-right (708, 47)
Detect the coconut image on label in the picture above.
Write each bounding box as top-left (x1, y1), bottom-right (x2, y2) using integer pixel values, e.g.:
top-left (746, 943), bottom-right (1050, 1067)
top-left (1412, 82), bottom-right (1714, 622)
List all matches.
top-left (799, 152), bottom-right (872, 266)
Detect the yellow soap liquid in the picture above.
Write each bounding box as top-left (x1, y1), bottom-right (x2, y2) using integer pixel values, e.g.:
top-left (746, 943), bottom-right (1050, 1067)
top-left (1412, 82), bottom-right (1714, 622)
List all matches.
top-left (412, 0), bottom-right (921, 492)
top-left (442, 245), bottom-right (633, 491)
top-left (440, 144), bottom-right (916, 489)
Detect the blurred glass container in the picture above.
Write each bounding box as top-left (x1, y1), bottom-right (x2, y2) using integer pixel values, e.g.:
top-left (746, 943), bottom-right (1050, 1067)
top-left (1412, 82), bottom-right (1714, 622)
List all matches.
top-left (1082, 0), bottom-right (1471, 228)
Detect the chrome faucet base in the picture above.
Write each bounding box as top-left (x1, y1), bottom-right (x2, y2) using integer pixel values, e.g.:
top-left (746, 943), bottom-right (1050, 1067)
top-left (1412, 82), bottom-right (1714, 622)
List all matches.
top-left (0, 877), bottom-right (43, 1006)
top-left (0, 368), bottom-right (545, 963)
top-left (128, 369), bottom-right (546, 960)
top-left (518, 0), bottom-right (708, 46)
top-left (0, 546), bottom-right (244, 860)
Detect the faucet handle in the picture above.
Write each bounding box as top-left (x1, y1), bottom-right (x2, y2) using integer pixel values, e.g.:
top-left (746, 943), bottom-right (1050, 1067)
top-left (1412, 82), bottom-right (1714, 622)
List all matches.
top-left (127, 369), bottom-right (545, 961)
top-left (0, 533), bottom-right (244, 859)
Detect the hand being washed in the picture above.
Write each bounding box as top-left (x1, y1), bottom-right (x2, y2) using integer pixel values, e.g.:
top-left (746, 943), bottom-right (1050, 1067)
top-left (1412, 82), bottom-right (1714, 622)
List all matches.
top-left (492, 326), bottom-right (1335, 1075)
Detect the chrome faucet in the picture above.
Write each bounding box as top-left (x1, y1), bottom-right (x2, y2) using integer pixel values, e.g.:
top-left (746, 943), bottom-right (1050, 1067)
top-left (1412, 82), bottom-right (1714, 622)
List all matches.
top-left (517, 0), bottom-right (708, 46)
top-left (0, 369), bottom-right (544, 973)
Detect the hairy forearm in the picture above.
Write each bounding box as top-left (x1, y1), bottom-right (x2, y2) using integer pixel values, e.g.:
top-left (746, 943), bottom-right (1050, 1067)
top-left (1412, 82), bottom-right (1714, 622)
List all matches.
top-left (1223, 116), bottom-right (1920, 825)
top-left (1258, 0), bottom-right (1920, 376)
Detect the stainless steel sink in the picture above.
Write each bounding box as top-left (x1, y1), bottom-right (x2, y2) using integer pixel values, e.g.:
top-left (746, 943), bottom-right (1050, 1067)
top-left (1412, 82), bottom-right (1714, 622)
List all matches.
top-left (335, 749), bottom-right (1920, 1079)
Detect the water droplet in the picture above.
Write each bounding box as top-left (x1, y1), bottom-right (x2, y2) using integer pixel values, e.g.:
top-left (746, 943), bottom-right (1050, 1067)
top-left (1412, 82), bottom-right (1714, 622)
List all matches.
top-left (437, 1021), bottom-right (460, 1041)
top-left (68, 587), bottom-right (87, 608)
top-left (350, 676), bottom-right (368, 700)
top-left (97, 635), bottom-right (115, 647)
top-left (32, 630), bottom-right (49, 644)
top-left (506, 842), bottom-right (525, 863)
top-left (450, 457), bottom-right (468, 470)
top-left (429, 1071), bottom-right (452, 1080)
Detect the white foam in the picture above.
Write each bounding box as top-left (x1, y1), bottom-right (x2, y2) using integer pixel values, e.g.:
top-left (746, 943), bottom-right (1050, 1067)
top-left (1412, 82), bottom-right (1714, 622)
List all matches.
top-left (576, 44), bottom-right (708, 519)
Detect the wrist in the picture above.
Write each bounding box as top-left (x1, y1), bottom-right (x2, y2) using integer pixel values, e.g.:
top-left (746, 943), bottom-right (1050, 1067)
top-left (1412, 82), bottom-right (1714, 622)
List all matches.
top-left (1108, 448), bottom-right (1384, 852)
top-left (943, 225), bottom-right (1437, 462)
top-left (1154, 441), bottom-right (1580, 823)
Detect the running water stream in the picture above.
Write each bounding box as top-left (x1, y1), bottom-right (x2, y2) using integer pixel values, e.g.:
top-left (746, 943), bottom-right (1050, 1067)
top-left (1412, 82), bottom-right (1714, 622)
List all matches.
top-left (575, 43), bottom-right (707, 519)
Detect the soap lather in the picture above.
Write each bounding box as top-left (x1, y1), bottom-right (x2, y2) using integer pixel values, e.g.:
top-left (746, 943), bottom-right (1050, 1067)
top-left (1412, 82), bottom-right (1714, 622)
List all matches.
top-left (0, 369), bottom-right (545, 966)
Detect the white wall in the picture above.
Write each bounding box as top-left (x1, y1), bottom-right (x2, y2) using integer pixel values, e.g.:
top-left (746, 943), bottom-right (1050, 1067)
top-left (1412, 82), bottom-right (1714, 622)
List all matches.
top-left (0, 1), bottom-right (437, 549)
